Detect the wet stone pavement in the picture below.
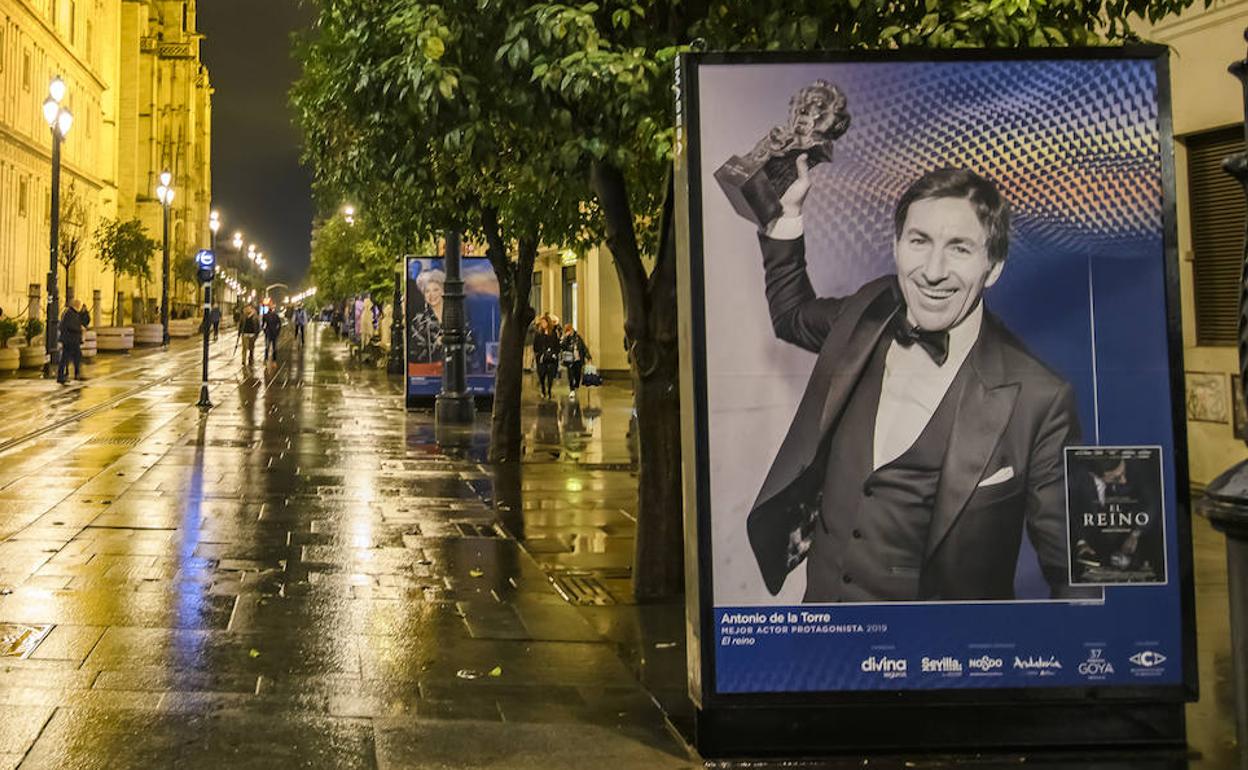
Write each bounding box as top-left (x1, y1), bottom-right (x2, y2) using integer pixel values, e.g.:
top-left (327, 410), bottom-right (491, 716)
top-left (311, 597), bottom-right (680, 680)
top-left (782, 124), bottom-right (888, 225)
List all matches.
top-left (0, 322), bottom-right (1241, 769)
top-left (0, 325), bottom-right (693, 769)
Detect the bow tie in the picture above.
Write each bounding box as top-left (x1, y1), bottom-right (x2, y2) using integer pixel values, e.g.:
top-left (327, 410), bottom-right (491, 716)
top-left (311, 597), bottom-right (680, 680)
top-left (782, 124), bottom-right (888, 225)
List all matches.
top-left (890, 315), bottom-right (949, 366)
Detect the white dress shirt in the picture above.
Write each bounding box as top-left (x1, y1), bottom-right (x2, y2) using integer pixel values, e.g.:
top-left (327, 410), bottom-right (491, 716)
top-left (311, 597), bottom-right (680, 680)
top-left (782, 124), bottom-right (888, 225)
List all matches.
top-left (873, 304), bottom-right (982, 470)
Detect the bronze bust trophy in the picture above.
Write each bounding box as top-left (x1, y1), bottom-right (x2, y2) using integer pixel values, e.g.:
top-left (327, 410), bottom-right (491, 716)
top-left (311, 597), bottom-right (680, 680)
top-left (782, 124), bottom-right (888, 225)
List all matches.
top-left (714, 80), bottom-right (851, 227)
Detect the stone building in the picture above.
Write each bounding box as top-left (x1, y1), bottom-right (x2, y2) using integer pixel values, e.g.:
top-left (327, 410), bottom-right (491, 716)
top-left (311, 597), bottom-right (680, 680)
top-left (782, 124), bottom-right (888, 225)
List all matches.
top-left (0, 0), bottom-right (211, 325)
top-left (1140, 4), bottom-right (1248, 487)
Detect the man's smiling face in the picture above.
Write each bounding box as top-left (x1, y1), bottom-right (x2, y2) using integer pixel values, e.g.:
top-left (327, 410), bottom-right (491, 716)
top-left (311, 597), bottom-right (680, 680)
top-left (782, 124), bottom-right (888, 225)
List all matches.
top-left (894, 196), bottom-right (1004, 331)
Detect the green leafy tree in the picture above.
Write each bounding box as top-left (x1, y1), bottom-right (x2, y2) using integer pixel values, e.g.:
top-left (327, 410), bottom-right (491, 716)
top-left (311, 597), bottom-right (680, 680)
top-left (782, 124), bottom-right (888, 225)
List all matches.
top-left (293, 0), bottom-right (591, 463)
top-left (499, 0), bottom-right (1207, 599)
top-left (58, 183), bottom-right (87, 304)
top-left (174, 251), bottom-right (202, 318)
top-left (296, 0), bottom-right (1205, 600)
top-left (309, 214), bottom-right (394, 304)
top-left (94, 218), bottom-right (156, 326)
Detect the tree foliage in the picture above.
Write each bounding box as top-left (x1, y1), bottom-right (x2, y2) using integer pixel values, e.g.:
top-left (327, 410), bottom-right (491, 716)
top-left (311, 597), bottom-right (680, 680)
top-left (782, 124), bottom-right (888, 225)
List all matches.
top-left (309, 214), bottom-right (394, 302)
top-left (295, 0), bottom-right (1206, 598)
top-left (58, 184), bottom-right (88, 301)
top-left (94, 218), bottom-right (155, 285)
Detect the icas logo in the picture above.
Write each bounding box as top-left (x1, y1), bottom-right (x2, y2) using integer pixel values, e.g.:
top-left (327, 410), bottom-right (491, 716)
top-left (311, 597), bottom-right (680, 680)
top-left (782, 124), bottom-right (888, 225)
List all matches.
top-left (1129, 650), bottom-right (1167, 668)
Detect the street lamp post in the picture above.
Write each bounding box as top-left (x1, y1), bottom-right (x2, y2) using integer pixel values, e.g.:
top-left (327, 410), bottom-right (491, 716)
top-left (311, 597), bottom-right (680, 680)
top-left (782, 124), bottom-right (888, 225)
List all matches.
top-left (156, 171), bottom-right (174, 346)
top-left (195, 249), bottom-right (215, 409)
top-left (209, 210), bottom-right (220, 253)
top-left (42, 76), bottom-right (73, 378)
top-left (231, 231), bottom-right (243, 309)
top-left (435, 230), bottom-right (475, 426)
top-left (209, 212), bottom-right (220, 310)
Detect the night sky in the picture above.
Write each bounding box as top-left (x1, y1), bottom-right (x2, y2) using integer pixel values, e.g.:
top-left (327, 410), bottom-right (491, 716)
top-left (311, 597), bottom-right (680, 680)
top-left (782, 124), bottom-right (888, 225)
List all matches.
top-left (198, 0), bottom-right (316, 289)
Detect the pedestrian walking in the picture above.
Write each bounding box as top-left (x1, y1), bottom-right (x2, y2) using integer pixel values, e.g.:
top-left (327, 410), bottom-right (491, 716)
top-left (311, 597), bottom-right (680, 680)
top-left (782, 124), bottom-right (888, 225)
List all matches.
top-left (262, 306), bottom-right (282, 363)
top-left (293, 305), bottom-right (308, 347)
top-left (533, 316), bottom-right (560, 399)
top-left (56, 298), bottom-right (90, 384)
top-left (560, 323), bottom-right (591, 395)
top-left (210, 306), bottom-right (222, 341)
top-left (239, 305), bottom-right (260, 366)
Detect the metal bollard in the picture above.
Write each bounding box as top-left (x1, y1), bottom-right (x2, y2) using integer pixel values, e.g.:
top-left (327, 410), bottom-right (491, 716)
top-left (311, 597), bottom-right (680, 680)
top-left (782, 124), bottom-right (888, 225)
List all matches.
top-left (1201, 466), bottom-right (1248, 761)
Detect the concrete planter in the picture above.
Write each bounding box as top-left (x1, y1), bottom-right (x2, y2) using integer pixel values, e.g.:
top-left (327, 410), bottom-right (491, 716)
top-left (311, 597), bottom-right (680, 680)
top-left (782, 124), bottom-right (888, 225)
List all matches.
top-left (134, 323), bottom-right (164, 346)
top-left (0, 346), bottom-right (18, 372)
top-left (19, 345), bottom-right (47, 369)
top-left (169, 318), bottom-right (197, 338)
top-left (97, 326), bottom-right (135, 351)
top-left (82, 330), bottom-right (98, 359)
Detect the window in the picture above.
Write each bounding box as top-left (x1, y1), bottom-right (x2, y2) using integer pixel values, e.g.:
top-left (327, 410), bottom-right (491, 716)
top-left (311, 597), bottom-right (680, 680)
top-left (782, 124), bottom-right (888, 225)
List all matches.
top-left (18, 176), bottom-right (28, 217)
top-left (22, 49), bottom-right (30, 90)
top-left (86, 20), bottom-right (92, 62)
top-left (70, 1), bottom-right (76, 46)
top-left (0, 26), bottom-right (6, 74)
top-left (562, 265), bottom-right (578, 329)
top-left (530, 270), bottom-right (542, 318)
top-left (1189, 126), bottom-right (1248, 346)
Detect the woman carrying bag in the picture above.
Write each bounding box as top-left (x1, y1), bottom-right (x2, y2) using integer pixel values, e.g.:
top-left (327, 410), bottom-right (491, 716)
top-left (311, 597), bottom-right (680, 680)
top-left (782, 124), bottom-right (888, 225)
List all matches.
top-left (560, 323), bottom-right (591, 395)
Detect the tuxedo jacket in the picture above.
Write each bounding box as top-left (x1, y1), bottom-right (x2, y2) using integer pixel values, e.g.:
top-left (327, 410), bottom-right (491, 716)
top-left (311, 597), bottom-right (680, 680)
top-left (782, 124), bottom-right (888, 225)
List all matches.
top-left (747, 234), bottom-right (1084, 600)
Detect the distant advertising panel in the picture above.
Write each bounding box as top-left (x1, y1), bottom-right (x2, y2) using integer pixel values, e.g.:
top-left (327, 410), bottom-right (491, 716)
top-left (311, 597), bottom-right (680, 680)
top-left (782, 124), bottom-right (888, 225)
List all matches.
top-left (405, 256), bottom-right (501, 401)
top-left (676, 51), bottom-right (1195, 701)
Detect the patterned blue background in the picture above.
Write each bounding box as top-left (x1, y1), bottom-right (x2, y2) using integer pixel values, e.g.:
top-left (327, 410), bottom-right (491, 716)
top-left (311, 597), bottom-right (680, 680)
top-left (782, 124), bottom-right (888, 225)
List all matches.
top-left (694, 58), bottom-right (1183, 693)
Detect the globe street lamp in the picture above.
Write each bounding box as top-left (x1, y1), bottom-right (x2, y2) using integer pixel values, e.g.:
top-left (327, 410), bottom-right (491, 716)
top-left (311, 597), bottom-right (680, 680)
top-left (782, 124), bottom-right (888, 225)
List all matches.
top-left (209, 210), bottom-right (220, 252)
top-left (231, 231), bottom-right (243, 306)
top-left (42, 76), bottom-right (73, 378)
top-left (208, 212), bottom-right (221, 311)
top-left (156, 171), bottom-right (174, 346)
top-left (342, 204), bottom-right (355, 226)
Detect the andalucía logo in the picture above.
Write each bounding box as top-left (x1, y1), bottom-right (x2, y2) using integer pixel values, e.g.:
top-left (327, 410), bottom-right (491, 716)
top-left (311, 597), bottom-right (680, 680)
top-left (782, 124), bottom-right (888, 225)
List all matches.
top-left (1077, 648), bottom-right (1114, 678)
top-left (921, 656), bottom-right (963, 674)
top-left (860, 656), bottom-right (907, 679)
top-left (1129, 650), bottom-right (1167, 668)
top-left (1013, 655), bottom-right (1063, 673)
top-left (967, 655), bottom-right (1004, 672)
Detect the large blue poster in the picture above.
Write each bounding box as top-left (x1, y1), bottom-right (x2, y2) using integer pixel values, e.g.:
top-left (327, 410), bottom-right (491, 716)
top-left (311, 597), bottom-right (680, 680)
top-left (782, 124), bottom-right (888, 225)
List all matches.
top-left (680, 56), bottom-right (1191, 696)
top-left (405, 256), bottom-right (501, 399)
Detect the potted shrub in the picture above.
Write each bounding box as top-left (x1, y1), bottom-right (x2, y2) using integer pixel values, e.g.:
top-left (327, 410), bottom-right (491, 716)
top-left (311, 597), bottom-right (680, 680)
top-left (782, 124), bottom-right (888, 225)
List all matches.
top-left (19, 319), bottom-right (46, 368)
top-left (0, 318), bottom-right (19, 372)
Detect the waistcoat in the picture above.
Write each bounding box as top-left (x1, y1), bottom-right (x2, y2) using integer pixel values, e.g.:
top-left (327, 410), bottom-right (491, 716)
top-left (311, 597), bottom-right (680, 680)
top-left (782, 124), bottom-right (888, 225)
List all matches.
top-left (805, 336), bottom-right (969, 602)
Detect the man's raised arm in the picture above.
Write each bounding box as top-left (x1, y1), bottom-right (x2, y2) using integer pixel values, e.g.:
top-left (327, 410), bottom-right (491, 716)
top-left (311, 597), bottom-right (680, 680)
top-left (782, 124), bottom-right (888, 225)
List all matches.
top-left (758, 154), bottom-right (845, 353)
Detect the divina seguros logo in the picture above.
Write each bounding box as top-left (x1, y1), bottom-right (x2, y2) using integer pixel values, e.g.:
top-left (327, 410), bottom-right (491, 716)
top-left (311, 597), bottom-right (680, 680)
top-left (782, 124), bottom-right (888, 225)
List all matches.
top-left (860, 656), bottom-right (907, 679)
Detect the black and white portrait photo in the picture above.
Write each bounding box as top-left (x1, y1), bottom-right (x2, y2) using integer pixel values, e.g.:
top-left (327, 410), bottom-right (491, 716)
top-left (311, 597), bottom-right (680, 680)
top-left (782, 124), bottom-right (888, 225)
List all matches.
top-left (742, 161), bottom-right (1087, 603)
top-left (687, 60), bottom-right (1180, 608)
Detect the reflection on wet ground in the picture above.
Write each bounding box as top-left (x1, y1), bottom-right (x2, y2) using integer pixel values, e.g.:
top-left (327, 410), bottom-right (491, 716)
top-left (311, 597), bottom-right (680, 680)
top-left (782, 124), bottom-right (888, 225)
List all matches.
top-left (0, 327), bottom-right (691, 769)
top-left (0, 324), bottom-right (1238, 768)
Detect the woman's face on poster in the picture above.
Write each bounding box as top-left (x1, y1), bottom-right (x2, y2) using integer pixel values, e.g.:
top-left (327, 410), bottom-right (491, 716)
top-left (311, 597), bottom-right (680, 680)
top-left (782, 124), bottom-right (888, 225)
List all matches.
top-left (423, 279), bottom-right (444, 307)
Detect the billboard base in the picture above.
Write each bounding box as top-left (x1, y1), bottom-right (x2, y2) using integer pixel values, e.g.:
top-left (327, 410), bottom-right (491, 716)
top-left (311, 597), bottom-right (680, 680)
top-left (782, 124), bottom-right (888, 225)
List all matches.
top-left (693, 702), bottom-right (1185, 758)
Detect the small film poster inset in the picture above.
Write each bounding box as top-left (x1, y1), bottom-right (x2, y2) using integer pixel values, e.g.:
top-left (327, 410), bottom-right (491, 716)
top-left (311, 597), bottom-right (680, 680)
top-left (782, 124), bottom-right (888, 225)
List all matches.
top-left (1065, 447), bottom-right (1166, 586)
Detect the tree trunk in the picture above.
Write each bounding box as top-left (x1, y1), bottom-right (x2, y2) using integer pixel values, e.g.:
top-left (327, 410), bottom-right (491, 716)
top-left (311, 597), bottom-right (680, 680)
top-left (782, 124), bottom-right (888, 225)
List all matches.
top-left (490, 302), bottom-right (532, 462)
top-left (590, 159), bottom-right (684, 601)
top-left (484, 214), bottom-right (537, 464)
top-left (631, 344), bottom-right (684, 600)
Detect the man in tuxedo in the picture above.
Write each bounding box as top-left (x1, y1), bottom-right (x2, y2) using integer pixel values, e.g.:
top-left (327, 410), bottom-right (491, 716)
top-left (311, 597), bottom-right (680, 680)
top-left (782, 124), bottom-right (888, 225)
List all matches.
top-left (746, 159), bottom-right (1085, 603)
